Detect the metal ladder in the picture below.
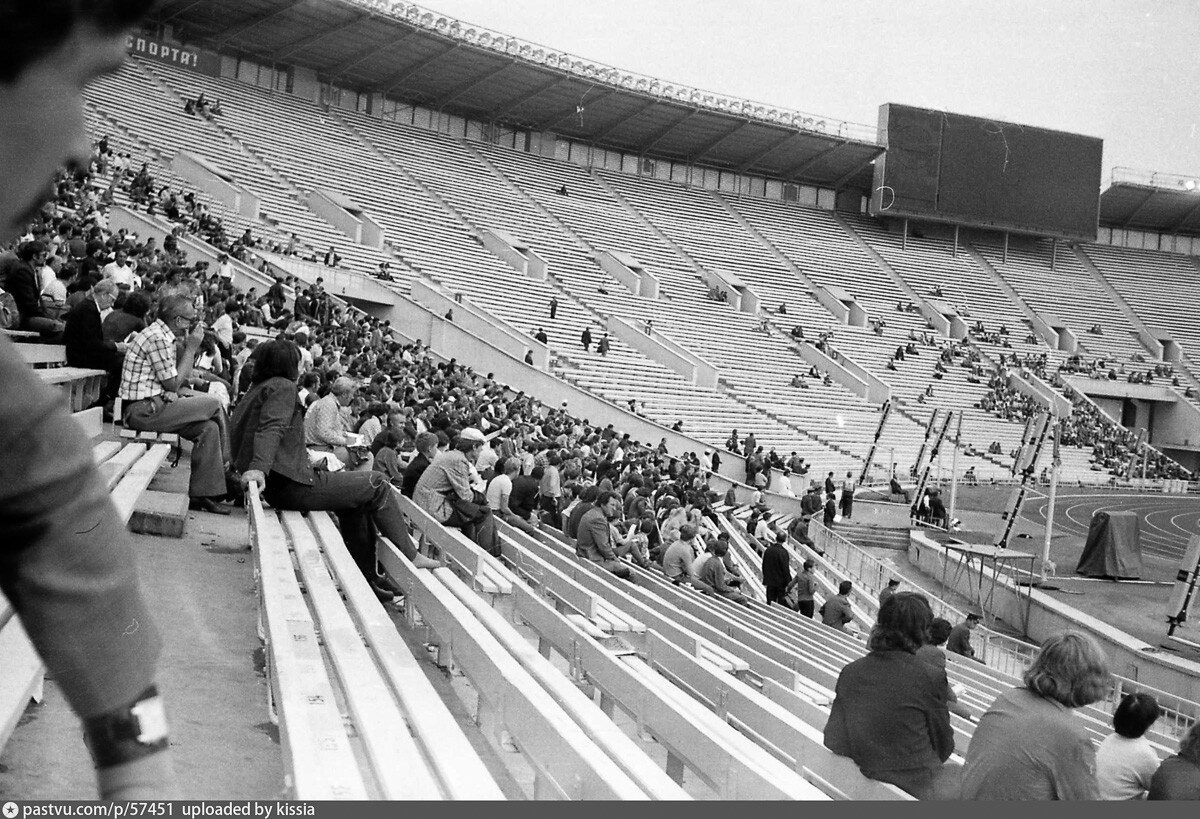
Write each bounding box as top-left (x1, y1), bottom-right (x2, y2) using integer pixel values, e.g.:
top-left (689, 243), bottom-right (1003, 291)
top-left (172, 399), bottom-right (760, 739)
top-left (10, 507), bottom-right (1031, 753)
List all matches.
top-left (858, 399), bottom-right (892, 486)
top-left (910, 410), bottom-right (954, 521)
top-left (995, 412), bottom-right (1053, 549)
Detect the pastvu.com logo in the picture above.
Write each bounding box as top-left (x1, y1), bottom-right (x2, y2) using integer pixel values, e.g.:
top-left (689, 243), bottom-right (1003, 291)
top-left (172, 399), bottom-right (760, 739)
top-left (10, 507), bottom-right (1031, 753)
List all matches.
top-left (2, 801), bottom-right (19, 819)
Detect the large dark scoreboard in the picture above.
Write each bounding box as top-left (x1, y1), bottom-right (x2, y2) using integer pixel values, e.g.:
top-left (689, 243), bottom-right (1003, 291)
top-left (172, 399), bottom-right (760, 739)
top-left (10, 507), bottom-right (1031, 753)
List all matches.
top-left (869, 103), bottom-right (1103, 242)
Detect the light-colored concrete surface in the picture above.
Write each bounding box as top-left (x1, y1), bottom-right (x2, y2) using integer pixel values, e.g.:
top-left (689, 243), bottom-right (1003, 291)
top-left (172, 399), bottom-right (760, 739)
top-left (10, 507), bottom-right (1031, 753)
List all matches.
top-left (0, 455), bottom-right (284, 800)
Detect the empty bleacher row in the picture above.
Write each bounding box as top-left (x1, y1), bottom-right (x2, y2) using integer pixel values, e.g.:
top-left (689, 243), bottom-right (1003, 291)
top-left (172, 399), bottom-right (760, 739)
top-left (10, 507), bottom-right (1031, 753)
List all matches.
top-left (81, 55), bottom-right (1200, 486)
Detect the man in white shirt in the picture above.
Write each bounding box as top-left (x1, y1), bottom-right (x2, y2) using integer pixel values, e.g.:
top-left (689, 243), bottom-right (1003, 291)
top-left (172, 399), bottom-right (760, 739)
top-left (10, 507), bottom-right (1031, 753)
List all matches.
top-left (101, 248), bottom-right (138, 288)
top-left (210, 299), bottom-right (239, 352)
top-left (216, 252), bottom-right (234, 285)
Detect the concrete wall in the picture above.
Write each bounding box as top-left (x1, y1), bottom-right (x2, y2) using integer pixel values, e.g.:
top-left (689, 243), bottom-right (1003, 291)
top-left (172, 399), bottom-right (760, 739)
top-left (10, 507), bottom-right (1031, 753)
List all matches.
top-left (812, 286), bottom-right (850, 323)
top-left (596, 249), bottom-right (642, 296)
top-left (306, 189), bottom-right (386, 250)
top-left (813, 342), bottom-right (890, 404)
top-left (409, 277), bottom-right (550, 370)
top-left (260, 251), bottom-right (394, 306)
top-left (1150, 397), bottom-right (1200, 449)
top-left (909, 531), bottom-right (1200, 706)
top-left (606, 316), bottom-right (718, 388)
top-left (170, 152), bottom-right (259, 220)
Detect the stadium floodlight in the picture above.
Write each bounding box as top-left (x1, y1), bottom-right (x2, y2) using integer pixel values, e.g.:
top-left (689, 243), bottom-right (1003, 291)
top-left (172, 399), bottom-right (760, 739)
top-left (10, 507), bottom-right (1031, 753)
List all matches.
top-left (463, 28), bottom-right (476, 42)
top-left (532, 49), bottom-right (545, 62)
top-left (1185, 180), bottom-right (1197, 191)
top-left (419, 12), bottom-right (433, 26)
top-left (479, 32), bottom-right (492, 47)
top-left (405, 6), bottom-right (419, 21)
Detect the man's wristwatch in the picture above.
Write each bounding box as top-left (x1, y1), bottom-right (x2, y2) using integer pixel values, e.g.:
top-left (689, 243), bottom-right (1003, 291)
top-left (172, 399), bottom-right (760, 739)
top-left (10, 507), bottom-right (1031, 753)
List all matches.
top-left (83, 685), bottom-right (171, 768)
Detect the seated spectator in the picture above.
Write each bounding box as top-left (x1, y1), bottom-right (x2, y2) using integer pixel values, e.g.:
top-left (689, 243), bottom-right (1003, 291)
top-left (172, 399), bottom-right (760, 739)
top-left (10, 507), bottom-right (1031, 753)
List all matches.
top-left (1149, 721), bottom-right (1200, 800)
top-left (401, 431), bottom-right (439, 498)
top-left (824, 593), bottom-right (954, 798)
top-left (574, 490), bottom-right (632, 580)
top-left (63, 279), bottom-right (125, 405)
top-left (694, 538), bottom-right (747, 604)
top-left (413, 428), bottom-right (499, 556)
top-left (820, 580), bottom-right (854, 632)
top-left (119, 294), bottom-right (230, 514)
top-left (961, 631), bottom-right (1110, 800)
top-left (101, 288), bottom-right (150, 343)
top-left (8, 241), bottom-right (63, 338)
top-left (304, 376), bottom-right (365, 469)
top-left (370, 429), bottom-right (405, 487)
top-left (917, 617), bottom-right (974, 719)
top-left (1096, 693), bottom-right (1162, 800)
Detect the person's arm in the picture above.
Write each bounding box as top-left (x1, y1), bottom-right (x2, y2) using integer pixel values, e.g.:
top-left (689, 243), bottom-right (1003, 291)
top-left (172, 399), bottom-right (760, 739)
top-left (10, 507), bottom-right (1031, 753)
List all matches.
top-left (0, 339), bottom-right (172, 796)
top-left (924, 670), bottom-right (956, 762)
top-left (445, 457), bottom-right (475, 502)
top-left (153, 325), bottom-right (202, 393)
top-left (822, 682), bottom-right (852, 757)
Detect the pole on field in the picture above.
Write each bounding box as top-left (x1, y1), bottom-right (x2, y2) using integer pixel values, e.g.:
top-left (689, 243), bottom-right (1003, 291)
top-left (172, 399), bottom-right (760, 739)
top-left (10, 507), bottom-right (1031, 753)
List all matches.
top-left (948, 411), bottom-right (963, 529)
top-left (1040, 421), bottom-right (1062, 584)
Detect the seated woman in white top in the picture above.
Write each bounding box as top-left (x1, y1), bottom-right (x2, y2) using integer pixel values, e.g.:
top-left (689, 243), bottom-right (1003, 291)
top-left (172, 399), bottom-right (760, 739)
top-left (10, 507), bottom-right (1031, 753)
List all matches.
top-left (1096, 692), bottom-right (1162, 800)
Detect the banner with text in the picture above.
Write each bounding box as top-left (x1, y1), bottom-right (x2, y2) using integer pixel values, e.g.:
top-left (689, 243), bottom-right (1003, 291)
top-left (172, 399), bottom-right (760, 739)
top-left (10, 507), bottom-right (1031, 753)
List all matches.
top-left (126, 35), bottom-right (221, 77)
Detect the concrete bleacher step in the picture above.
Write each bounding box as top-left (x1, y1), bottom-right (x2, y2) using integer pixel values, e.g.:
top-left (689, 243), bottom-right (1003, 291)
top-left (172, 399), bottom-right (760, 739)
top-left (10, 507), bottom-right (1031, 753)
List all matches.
top-left (128, 489), bottom-right (189, 538)
top-left (829, 521), bottom-right (911, 551)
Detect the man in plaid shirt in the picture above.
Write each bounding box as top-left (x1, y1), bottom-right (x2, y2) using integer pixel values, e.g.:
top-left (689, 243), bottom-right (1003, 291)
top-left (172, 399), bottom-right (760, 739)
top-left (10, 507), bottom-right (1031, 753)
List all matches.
top-left (119, 294), bottom-right (231, 514)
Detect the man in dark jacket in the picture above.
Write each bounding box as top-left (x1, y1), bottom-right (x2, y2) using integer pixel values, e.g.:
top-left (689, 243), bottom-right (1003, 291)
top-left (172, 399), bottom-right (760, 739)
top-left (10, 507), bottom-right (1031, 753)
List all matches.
top-left (63, 279), bottom-right (123, 403)
top-left (800, 485), bottom-right (823, 516)
top-left (762, 532), bottom-right (793, 607)
top-left (401, 431), bottom-right (438, 497)
top-left (575, 490), bottom-right (632, 579)
top-left (821, 580), bottom-right (855, 631)
top-left (8, 240), bottom-right (63, 338)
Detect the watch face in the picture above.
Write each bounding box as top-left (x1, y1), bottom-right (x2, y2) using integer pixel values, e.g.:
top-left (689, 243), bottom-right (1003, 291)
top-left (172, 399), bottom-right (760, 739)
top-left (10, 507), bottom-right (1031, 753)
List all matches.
top-left (131, 695), bottom-right (170, 744)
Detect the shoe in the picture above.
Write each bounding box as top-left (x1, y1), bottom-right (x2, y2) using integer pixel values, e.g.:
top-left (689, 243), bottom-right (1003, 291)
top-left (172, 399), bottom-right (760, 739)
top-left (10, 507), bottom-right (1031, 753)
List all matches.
top-left (189, 497), bottom-right (232, 515)
top-left (370, 582), bottom-right (399, 603)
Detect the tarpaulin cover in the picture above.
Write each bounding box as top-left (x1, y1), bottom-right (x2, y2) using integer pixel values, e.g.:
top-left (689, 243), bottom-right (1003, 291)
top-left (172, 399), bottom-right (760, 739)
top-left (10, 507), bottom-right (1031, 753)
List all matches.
top-left (1076, 510), bottom-right (1143, 579)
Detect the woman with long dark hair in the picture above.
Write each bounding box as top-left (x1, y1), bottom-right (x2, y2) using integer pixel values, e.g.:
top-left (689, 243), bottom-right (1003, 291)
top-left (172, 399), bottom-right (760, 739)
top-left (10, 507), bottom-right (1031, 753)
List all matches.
top-left (231, 340), bottom-right (440, 601)
top-left (823, 592), bottom-right (954, 798)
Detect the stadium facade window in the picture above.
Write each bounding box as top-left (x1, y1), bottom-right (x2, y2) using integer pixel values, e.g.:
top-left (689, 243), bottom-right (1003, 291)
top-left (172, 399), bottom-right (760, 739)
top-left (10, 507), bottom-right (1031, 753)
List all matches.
top-left (621, 154), bottom-right (640, 174)
top-left (447, 114), bottom-right (467, 138)
top-left (219, 55), bottom-right (237, 80)
top-left (604, 150), bottom-right (622, 171)
top-left (765, 179), bottom-right (784, 200)
top-left (413, 106), bottom-right (433, 129)
top-left (782, 183), bottom-right (798, 203)
top-left (718, 171), bottom-right (737, 193)
top-left (816, 188), bottom-right (835, 210)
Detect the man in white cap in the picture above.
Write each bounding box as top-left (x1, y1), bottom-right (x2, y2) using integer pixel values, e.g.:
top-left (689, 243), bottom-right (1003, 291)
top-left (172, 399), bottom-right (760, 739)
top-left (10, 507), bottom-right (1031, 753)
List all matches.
top-left (414, 428), bottom-right (499, 555)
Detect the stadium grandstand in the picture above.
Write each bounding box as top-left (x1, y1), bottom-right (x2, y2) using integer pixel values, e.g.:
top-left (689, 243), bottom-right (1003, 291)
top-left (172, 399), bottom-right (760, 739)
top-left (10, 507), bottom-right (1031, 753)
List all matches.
top-left (4, 0), bottom-right (1200, 803)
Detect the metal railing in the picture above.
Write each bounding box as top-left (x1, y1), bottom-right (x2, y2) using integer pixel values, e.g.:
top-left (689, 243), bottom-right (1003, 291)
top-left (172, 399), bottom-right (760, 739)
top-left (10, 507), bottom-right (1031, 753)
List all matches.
top-left (808, 521), bottom-right (1198, 734)
top-left (351, 0), bottom-right (879, 143)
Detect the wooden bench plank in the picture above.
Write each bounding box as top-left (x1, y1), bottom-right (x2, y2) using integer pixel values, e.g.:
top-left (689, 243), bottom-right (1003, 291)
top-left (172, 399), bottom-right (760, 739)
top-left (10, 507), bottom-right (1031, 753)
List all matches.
top-left (0, 598), bottom-right (45, 757)
top-left (395, 491), bottom-right (512, 594)
top-left (92, 440), bottom-right (123, 467)
top-left (281, 512), bottom-right (442, 800)
top-left (247, 488), bottom-right (369, 800)
top-left (18, 344), bottom-right (66, 367)
top-left (377, 537), bottom-right (649, 800)
top-left (99, 443), bottom-right (147, 492)
top-left (111, 444), bottom-right (170, 523)
top-left (426, 548), bottom-right (690, 800)
top-left (306, 513), bottom-right (504, 800)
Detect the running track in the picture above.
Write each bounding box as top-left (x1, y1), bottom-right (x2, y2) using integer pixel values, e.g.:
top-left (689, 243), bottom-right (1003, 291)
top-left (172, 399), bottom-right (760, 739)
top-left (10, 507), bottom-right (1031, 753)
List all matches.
top-left (1021, 493), bottom-right (1200, 561)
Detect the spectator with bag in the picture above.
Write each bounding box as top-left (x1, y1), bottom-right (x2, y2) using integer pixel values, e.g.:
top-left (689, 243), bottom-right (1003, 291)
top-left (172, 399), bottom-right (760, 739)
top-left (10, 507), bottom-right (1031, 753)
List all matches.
top-left (413, 427), bottom-right (500, 556)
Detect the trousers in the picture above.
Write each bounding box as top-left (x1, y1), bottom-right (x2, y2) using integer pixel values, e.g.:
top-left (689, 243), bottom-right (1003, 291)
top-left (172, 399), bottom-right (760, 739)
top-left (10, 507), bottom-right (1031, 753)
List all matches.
top-left (264, 469), bottom-right (414, 580)
top-left (124, 393), bottom-right (228, 499)
top-left (797, 600), bottom-right (816, 618)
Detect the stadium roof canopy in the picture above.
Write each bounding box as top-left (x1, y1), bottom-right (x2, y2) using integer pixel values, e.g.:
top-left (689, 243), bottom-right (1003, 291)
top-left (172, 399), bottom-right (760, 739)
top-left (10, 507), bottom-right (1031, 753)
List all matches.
top-left (150, 0), bottom-right (884, 191)
top-left (1100, 170), bottom-right (1200, 236)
